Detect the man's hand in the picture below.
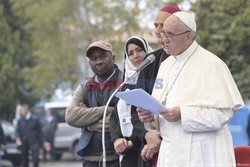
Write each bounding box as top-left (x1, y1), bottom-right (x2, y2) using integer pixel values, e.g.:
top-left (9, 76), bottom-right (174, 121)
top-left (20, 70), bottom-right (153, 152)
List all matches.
top-left (159, 106), bottom-right (181, 122)
top-left (137, 108), bottom-right (154, 123)
top-left (107, 107), bottom-right (115, 114)
top-left (113, 138), bottom-right (128, 154)
top-left (43, 141), bottom-right (51, 152)
top-left (79, 102), bottom-right (86, 108)
top-left (15, 138), bottom-right (22, 146)
top-left (145, 131), bottom-right (161, 153)
top-left (141, 144), bottom-right (157, 161)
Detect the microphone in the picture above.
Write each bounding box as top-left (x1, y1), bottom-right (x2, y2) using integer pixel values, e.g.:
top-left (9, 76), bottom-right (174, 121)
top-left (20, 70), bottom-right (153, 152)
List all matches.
top-left (135, 54), bottom-right (155, 72)
top-left (101, 54), bottom-right (155, 167)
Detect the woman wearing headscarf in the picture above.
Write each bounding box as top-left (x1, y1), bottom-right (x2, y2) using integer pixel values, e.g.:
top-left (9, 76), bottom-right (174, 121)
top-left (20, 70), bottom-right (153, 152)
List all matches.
top-left (109, 36), bottom-right (153, 167)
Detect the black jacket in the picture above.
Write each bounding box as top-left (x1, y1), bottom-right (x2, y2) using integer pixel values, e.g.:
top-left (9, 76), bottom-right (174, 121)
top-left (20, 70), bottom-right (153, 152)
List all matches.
top-left (40, 116), bottom-right (58, 143)
top-left (16, 114), bottom-right (42, 147)
top-left (132, 48), bottom-right (168, 141)
top-left (136, 48), bottom-right (168, 95)
top-left (131, 48), bottom-right (169, 167)
top-left (109, 84), bottom-right (141, 167)
top-left (0, 121), bottom-right (6, 145)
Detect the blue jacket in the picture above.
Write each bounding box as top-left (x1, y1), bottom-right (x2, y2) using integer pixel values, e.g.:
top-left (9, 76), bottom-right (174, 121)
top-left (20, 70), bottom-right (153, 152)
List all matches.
top-left (16, 115), bottom-right (42, 147)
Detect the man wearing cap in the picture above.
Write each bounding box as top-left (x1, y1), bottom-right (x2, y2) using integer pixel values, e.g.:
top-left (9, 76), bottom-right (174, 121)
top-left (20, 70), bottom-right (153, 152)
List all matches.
top-left (130, 4), bottom-right (181, 166)
top-left (138, 11), bottom-right (244, 166)
top-left (65, 41), bottom-right (121, 167)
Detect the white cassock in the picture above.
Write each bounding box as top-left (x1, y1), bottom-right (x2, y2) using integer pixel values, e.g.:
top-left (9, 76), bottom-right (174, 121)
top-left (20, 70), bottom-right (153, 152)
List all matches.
top-left (146, 41), bottom-right (244, 167)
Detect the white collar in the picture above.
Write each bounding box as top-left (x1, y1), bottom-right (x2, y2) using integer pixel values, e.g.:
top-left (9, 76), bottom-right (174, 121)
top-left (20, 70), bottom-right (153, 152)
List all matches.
top-left (175, 41), bottom-right (198, 62)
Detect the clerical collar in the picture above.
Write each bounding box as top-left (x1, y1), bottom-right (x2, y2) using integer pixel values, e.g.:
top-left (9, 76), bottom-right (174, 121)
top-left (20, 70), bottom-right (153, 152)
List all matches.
top-left (175, 41), bottom-right (198, 62)
top-left (25, 112), bottom-right (31, 121)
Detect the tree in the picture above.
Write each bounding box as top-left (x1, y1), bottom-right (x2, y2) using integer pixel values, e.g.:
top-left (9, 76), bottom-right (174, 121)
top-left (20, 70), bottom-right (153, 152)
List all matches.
top-left (1, 0), bottom-right (249, 120)
top-left (11, 0), bottom-right (159, 98)
top-left (0, 0), bottom-right (162, 119)
top-left (0, 0), bottom-right (34, 120)
top-left (191, 0), bottom-right (250, 101)
top-left (12, 0), bottom-right (81, 99)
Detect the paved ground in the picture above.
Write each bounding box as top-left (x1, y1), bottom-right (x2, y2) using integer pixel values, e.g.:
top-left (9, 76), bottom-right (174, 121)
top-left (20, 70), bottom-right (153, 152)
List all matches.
top-left (2, 153), bottom-right (82, 167)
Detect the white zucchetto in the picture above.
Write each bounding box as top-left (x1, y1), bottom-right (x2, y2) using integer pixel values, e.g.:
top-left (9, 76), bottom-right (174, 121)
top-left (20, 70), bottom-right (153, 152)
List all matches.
top-left (173, 11), bottom-right (197, 32)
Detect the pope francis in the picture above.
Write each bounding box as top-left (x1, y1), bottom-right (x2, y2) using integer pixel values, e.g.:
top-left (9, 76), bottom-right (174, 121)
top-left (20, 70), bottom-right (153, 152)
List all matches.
top-left (137, 11), bottom-right (244, 167)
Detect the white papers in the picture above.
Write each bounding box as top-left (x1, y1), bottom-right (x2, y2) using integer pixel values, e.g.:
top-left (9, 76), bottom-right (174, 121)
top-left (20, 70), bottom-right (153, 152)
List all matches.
top-left (115, 89), bottom-right (164, 115)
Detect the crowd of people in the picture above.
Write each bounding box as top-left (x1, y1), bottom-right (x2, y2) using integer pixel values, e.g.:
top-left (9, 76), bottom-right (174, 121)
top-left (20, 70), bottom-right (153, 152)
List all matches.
top-left (0, 104), bottom-right (58, 167)
top-left (65, 3), bottom-right (244, 167)
top-left (0, 3), bottom-right (245, 167)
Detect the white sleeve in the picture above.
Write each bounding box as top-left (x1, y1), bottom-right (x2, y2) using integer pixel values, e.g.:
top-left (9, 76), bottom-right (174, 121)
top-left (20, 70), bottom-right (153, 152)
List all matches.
top-left (180, 106), bottom-right (234, 132)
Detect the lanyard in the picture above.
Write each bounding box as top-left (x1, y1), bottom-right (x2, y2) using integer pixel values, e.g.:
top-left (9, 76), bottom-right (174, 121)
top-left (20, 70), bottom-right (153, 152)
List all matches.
top-left (162, 45), bottom-right (199, 105)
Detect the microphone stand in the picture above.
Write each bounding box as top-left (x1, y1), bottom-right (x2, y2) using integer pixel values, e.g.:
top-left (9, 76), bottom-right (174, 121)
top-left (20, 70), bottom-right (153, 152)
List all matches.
top-left (102, 71), bottom-right (138, 167)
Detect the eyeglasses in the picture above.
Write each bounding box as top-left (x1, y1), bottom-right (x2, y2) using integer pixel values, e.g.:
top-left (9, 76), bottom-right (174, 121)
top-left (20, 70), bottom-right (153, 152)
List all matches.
top-left (160, 31), bottom-right (190, 40)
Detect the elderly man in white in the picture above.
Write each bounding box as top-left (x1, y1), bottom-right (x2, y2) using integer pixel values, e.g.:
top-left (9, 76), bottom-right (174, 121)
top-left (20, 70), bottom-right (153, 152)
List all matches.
top-left (137, 11), bottom-right (244, 167)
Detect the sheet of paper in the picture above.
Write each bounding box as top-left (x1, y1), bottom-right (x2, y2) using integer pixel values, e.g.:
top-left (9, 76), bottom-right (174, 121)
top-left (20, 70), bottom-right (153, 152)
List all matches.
top-left (115, 88), bottom-right (164, 115)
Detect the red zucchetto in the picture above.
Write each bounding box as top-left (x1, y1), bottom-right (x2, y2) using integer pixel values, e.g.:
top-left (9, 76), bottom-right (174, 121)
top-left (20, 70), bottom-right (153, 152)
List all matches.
top-left (160, 4), bottom-right (181, 14)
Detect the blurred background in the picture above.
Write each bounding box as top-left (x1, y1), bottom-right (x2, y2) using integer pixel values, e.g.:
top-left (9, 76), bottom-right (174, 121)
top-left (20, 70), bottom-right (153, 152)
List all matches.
top-left (0, 0), bottom-right (249, 166)
top-left (0, 0), bottom-right (249, 120)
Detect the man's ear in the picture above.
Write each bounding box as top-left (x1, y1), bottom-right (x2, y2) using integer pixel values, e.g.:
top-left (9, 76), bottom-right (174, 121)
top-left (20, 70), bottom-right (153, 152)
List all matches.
top-left (186, 32), bottom-right (194, 43)
top-left (112, 54), bottom-right (115, 62)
